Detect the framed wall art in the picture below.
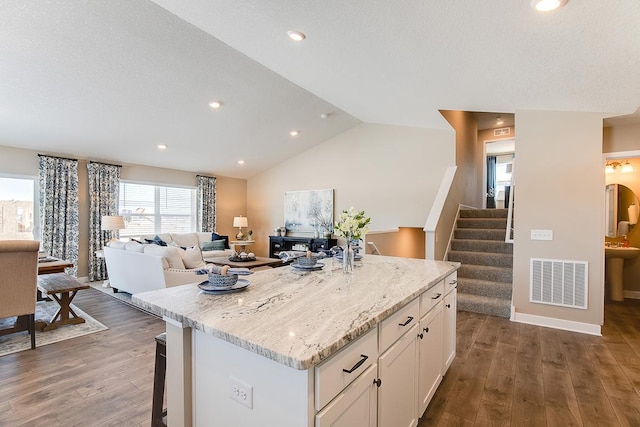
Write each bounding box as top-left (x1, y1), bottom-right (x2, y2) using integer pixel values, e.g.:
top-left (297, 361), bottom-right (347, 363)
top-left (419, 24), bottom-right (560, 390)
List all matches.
top-left (284, 189), bottom-right (334, 233)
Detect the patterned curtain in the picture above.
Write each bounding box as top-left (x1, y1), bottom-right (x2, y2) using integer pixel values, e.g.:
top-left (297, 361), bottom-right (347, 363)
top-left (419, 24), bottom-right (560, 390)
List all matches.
top-left (38, 155), bottom-right (79, 276)
top-left (197, 175), bottom-right (217, 232)
top-left (87, 161), bottom-right (121, 281)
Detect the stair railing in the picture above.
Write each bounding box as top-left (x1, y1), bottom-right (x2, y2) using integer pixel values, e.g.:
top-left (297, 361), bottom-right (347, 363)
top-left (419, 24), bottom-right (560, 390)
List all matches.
top-left (505, 160), bottom-right (515, 243)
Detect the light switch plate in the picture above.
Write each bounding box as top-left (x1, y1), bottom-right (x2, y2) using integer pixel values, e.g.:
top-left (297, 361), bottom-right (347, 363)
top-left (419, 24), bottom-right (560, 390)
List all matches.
top-left (531, 229), bottom-right (553, 240)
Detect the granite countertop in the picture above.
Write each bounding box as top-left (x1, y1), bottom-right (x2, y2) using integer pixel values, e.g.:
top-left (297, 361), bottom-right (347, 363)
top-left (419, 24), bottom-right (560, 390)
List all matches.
top-left (132, 255), bottom-right (459, 370)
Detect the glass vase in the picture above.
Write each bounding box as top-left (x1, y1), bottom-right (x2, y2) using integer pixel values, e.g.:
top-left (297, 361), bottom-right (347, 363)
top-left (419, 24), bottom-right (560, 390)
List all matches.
top-left (342, 241), bottom-right (354, 274)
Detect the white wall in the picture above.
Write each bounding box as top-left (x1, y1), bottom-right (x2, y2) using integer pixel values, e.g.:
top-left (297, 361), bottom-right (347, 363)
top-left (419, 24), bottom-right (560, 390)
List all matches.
top-left (247, 123), bottom-right (455, 256)
top-left (513, 110), bottom-right (605, 328)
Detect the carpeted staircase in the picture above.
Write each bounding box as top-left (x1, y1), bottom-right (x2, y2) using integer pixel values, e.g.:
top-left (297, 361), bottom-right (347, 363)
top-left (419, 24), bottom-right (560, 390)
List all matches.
top-left (448, 208), bottom-right (513, 318)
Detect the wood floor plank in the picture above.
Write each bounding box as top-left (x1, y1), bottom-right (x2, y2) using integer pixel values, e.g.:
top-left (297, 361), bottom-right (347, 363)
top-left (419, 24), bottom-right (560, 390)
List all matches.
top-left (480, 342), bottom-right (516, 406)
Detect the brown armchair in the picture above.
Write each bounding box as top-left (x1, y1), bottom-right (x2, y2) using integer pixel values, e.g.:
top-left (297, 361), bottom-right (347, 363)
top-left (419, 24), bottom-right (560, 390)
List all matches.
top-left (0, 240), bottom-right (40, 349)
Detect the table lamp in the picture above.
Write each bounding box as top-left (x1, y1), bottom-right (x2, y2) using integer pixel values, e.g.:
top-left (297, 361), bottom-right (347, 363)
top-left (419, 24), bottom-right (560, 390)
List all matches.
top-left (233, 216), bottom-right (248, 240)
top-left (101, 215), bottom-right (125, 243)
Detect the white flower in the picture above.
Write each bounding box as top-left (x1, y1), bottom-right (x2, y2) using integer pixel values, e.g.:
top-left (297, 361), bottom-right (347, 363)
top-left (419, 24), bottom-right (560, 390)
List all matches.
top-left (334, 207), bottom-right (371, 240)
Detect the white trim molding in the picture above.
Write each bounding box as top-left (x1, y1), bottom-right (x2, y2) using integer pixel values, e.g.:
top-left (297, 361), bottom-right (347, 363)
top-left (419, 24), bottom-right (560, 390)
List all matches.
top-left (510, 307), bottom-right (601, 336)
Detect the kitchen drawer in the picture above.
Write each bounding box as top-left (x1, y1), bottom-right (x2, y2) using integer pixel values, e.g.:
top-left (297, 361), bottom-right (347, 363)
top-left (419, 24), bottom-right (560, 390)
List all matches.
top-left (378, 297), bottom-right (419, 352)
top-left (315, 327), bottom-right (378, 411)
top-left (420, 280), bottom-right (444, 317)
top-left (444, 271), bottom-right (457, 296)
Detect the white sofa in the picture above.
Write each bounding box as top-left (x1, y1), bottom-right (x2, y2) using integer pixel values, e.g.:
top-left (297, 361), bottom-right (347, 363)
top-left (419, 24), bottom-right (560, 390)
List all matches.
top-left (104, 232), bottom-right (233, 294)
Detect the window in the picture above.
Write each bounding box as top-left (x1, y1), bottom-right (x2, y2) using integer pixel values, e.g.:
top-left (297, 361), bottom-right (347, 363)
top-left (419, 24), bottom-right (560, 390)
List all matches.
top-left (0, 176), bottom-right (36, 240)
top-left (119, 182), bottom-right (197, 238)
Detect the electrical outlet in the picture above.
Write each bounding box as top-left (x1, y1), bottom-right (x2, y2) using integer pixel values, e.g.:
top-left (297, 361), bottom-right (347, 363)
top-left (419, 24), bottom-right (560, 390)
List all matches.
top-left (531, 229), bottom-right (553, 241)
top-left (229, 377), bottom-right (253, 409)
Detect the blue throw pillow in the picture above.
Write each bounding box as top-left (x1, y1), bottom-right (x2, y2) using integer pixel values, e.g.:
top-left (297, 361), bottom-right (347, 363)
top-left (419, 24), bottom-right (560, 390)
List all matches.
top-left (211, 233), bottom-right (230, 249)
top-left (201, 240), bottom-right (226, 251)
top-left (144, 235), bottom-right (168, 246)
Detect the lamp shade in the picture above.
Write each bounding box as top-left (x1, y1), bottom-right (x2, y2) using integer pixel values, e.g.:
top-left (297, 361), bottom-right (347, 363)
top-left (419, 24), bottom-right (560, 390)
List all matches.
top-left (101, 215), bottom-right (125, 231)
top-left (233, 216), bottom-right (248, 228)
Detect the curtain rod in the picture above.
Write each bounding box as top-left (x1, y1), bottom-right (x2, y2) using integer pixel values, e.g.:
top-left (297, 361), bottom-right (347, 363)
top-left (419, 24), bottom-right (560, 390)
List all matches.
top-left (38, 153), bottom-right (78, 162)
top-left (89, 160), bottom-right (122, 168)
top-left (196, 174), bottom-right (217, 179)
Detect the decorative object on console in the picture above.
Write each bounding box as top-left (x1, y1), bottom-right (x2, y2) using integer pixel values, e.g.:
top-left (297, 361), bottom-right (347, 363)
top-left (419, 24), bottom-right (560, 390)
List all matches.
top-left (333, 207), bottom-right (371, 274)
top-left (284, 189), bottom-right (334, 234)
top-left (101, 215), bottom-right (125, 243)
top-left (233, 216), bottom-right (249, 240)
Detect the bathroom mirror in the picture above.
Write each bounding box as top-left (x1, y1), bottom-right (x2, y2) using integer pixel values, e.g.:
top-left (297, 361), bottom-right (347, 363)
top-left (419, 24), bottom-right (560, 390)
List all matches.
top-left (605, 184), bottom-right (640, 237)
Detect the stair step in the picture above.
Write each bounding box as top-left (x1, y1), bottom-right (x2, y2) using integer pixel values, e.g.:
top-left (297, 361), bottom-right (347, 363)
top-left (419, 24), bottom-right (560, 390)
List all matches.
top-left (457, 218), bottom-right (508, 229)
top-left (458, 293), bottom-right (511, 318)
top-left (457, 278), bottom-right (512, 299)
top-left (458, 264), bottom-right (513, 283)
top-left (449, 250), bottom-right (512, 268)
top-left (460, 209), bottom-right (508, 219)
top-left (454, 228), bottom-right (505, 241)
top-left (450, 239), bottom-right (513, 254)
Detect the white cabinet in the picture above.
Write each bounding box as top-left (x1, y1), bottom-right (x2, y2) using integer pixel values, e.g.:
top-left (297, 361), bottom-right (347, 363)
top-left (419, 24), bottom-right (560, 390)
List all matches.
top-left (378, 323), bottom-right (418, 427)
top-left (417, 302), bottom-right (443, 416)
top-left (316, 364), bottom-right (377, 427)
top-left (442, 288), bottom-right (457, 372)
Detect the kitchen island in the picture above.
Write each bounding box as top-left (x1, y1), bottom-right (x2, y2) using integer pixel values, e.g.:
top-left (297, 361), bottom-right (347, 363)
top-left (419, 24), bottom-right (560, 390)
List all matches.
top-left (133, 255), bottom-right (459, 427)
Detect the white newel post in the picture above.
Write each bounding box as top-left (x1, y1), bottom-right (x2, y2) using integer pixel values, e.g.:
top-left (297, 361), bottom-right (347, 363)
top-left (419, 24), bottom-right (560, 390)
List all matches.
top-left (165, 317), bottom-right (193, 427)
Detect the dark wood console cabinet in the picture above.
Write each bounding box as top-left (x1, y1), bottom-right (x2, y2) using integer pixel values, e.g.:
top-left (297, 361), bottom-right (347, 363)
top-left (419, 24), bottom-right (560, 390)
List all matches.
top-left (269, 236), bottom-right (338, 258)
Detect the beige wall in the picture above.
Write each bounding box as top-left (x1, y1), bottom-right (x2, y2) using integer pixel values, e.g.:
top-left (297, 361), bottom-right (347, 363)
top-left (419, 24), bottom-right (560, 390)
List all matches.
top-left (365, 227), bottom-right (426, 259)
top-left (513, 110), bottom-right (605, 326)
top-left (247, 123), bottom-right (455, 257)
top-left (603, 125), bottom-right (640, 294)
top-left (0, 144), bottom-right (246, 278)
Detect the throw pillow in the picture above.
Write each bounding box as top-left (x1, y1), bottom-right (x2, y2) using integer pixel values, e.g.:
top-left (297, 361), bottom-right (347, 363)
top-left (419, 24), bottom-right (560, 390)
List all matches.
top-left (212, 233), bottom-right (230, 249)
top-left (178, 245), bottom-right (206, 269)
top-left (201, 240), bottom-right (226, 251)
top-left (145, 235), bottom-right (168, 246)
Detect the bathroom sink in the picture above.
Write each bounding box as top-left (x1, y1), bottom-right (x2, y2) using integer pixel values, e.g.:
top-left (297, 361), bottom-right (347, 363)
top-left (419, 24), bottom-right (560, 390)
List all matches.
top-left (605, 247), bottom-right (640, 259)
top-left (605, 247), bottom-right (639, 301)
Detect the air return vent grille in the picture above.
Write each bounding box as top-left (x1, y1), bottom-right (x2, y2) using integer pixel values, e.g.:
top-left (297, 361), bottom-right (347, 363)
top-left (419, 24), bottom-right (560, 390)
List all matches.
top-left (530, 258), bottom-right (588, 309)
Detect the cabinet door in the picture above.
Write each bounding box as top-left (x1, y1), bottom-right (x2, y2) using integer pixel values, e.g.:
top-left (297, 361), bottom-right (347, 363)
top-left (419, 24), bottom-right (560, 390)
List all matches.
top-left (417, 304), bottom-right (443, 416)
top-left (316, 364), bottom-right (377, 427)
top-left (443, 289), bottom-right (457, 372)
top-left (378, 324), bottom-right (418, 427)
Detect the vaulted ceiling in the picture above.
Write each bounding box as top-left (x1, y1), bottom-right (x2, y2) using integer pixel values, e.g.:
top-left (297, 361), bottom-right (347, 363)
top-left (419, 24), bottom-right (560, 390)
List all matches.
top-left (1, 1), bottom-right (639, 178)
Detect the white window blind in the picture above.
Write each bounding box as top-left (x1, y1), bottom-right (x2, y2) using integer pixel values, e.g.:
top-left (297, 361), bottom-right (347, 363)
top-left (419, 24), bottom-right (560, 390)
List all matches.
top-left (119, 182), bottom-right (196, 237)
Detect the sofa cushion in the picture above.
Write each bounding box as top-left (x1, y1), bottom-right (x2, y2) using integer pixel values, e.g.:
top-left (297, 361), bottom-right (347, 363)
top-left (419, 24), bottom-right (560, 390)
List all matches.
top-left (171, 233), bottom-right (199, 248)
top-left (177, 245), bottom-right (206, 269)
top-left (125, 241), bottom-right (146, 252)
top-left (212, 233), bottom-right (231, 249)
top-left (140, 234), bottom-right (173, 244)
top-left (143, 244), bottom-right (185, 269)
top-left (108, 241), bottom-right (127, 250)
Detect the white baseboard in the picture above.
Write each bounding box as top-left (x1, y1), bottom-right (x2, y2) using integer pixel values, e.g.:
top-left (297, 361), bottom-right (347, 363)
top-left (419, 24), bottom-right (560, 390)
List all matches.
top-left (510, 307), bottom-right (601, 336)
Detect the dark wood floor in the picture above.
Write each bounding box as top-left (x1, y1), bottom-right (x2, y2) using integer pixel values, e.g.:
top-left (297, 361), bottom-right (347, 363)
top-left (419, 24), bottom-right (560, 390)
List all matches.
top-left (0, 287), bottom-right (165, 427)
top-left (1, 289), bottom-right (639, 426)
top-left (421, 299), bottom-right (640, 426)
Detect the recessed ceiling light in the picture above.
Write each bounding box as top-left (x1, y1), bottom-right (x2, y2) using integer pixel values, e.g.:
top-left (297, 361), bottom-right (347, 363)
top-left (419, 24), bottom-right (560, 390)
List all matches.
top-left (157, 144), bottom-right (167, 150)
top-left (287, 30), bottom-right (306, 41)
top-left (237, 160), bottom-right (245, 165)
top-left (320, 113), bottom-right (329, 120)
top-left (208, 100), bottom-right (222, 109)
top-left (496, 116), bottom-right (504, 126)
top-left (531, 0), bottom-right (567, 12)
top-left (289, 130), bottom-right (300, 137)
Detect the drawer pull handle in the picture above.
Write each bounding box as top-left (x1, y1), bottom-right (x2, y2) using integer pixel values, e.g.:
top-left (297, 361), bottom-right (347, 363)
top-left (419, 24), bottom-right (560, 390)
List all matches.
top-left (431, 293), bottom-right (442, 300)
top-left (373, 378), bottom-right (382, 387)
top-left (343, 354), bottom-right (368, 374)
top-left (449, 279), bottom-right (457, 285)
top-left (418, 332), bottom-right (424, 339)
top-left (398, 316), bottom-right (414, 327)
top-left (446, 304), bottom-right (451, 308)
top-left (423, 327), bottom-right (429, 333)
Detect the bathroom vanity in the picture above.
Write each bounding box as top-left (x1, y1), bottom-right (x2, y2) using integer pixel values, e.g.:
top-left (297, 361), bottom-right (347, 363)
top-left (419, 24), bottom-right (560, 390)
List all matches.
top-left (133, 255), bottom-right (459, 427)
